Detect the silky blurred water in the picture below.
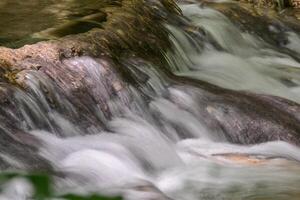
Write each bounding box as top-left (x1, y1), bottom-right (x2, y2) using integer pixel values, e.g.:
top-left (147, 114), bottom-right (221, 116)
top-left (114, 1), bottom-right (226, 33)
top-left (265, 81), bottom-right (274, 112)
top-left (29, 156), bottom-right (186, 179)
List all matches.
top-left (166, 3), bottom-right (300, 103)
top-left (1, 1), bottom-right (300, 200)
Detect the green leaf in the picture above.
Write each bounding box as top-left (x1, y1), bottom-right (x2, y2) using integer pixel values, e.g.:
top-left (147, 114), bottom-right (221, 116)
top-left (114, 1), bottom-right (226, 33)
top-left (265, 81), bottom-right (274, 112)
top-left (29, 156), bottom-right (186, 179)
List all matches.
top-left (25, 173), bottom-right (51, 200)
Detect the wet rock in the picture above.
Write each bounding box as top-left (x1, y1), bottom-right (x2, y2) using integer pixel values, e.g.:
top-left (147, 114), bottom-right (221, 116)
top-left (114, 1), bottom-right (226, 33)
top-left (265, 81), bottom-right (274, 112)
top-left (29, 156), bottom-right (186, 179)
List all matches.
top-left (0, 0), bottom-right (181, 171)
top-left (0, 0), bottom-right (300, 172)
top-left (199, 1), bottom-right (300, 63)
top-left (289, 0), bottom-right (300, 7)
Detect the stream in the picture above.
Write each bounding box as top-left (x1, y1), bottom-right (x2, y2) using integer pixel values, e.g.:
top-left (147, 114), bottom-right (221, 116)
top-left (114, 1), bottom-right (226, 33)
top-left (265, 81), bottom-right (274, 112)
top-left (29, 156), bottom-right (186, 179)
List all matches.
top-left (1, 0), bottom-right (300, 200)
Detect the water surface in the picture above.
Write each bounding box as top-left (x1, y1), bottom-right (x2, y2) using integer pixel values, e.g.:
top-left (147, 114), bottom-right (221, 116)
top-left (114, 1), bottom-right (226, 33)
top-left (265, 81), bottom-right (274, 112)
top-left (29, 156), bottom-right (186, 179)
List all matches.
top-left (1, 1), bottom-right (300, 200)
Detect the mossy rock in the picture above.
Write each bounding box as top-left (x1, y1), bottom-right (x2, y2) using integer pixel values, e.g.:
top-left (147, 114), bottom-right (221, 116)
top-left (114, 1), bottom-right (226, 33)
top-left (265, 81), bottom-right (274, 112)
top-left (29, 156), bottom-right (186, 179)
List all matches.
top-left (0, 0), bottom-right (180, 82)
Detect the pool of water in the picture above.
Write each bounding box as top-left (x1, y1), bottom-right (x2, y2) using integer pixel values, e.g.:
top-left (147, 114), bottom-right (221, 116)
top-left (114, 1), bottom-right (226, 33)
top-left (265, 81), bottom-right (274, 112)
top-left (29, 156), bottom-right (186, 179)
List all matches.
top-left (0, 0), bottom-right (118, 48)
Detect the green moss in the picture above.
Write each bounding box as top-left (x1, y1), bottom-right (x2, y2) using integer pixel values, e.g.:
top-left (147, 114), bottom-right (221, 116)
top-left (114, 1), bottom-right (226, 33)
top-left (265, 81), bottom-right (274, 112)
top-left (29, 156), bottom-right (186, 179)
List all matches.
top-left (3, 70), bottom-right (21, 85)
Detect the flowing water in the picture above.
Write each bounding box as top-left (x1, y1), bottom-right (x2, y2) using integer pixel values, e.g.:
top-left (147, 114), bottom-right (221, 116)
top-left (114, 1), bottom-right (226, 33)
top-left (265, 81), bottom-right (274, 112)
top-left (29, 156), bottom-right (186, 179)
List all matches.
top-left (1, 1), bottom-right (300, 200)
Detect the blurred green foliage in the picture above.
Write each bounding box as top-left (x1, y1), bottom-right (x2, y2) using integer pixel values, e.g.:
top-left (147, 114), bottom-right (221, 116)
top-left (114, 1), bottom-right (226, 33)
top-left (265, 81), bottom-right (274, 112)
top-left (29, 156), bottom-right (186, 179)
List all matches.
top-left (0, 173), bottom-right (122, 200)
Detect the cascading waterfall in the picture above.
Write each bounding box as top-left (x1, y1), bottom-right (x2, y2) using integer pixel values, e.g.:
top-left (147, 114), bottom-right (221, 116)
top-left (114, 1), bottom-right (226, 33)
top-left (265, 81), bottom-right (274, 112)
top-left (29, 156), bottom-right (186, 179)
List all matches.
top-left (1, 1), bottom-right (300, 200)
top-left (166, 3), bottom-right (300, 103)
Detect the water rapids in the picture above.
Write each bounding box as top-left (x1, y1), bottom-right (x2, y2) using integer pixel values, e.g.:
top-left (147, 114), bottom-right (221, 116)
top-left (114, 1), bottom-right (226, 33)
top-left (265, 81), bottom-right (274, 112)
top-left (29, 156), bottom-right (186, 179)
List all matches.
top-left (1, 0), bottom-right (300, 200)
